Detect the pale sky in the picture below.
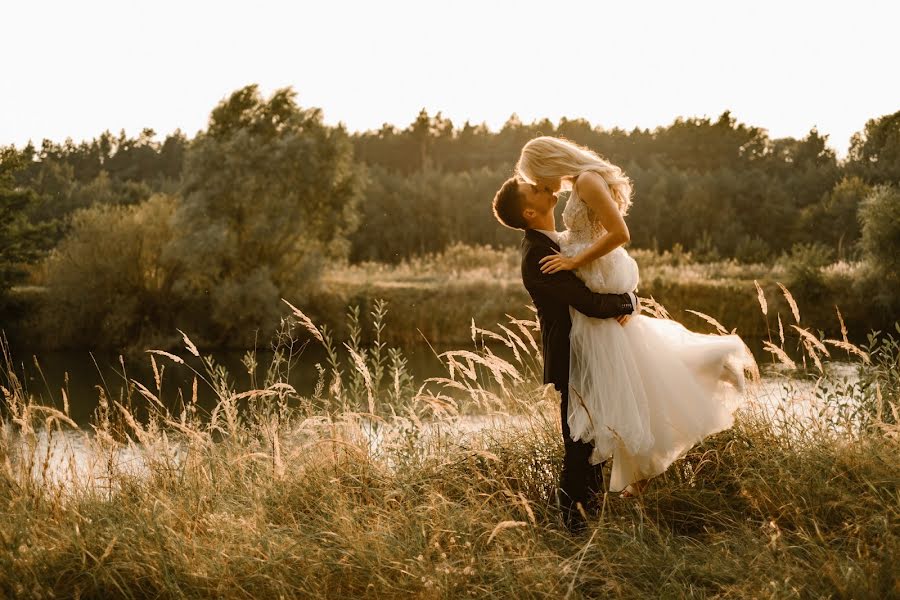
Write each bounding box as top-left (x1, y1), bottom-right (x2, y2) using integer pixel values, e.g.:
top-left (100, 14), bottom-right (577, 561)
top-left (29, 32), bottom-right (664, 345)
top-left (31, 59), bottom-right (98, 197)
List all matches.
top-left (2, 0), bottom-right (898, 157)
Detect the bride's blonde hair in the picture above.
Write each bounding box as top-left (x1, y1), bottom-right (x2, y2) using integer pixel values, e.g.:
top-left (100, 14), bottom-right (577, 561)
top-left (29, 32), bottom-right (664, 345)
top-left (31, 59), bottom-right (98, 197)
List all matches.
top-left (515, 136), bottom-right (633, 215)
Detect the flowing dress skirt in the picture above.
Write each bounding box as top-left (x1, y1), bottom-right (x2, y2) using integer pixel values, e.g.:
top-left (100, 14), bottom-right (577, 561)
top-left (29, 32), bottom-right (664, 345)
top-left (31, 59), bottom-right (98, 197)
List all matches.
top-left (564, 246), bottom-right (755, 492)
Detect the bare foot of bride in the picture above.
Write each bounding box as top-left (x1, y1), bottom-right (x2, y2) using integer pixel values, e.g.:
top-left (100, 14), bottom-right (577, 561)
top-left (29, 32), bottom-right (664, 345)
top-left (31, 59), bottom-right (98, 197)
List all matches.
top-left (620, 479), bottom-right (648, 498)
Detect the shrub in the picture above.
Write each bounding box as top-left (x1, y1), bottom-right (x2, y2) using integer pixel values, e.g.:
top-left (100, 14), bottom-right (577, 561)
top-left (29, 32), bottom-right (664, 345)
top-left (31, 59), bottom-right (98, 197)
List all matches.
top-left (38, 194), bottom-right (181, 348)
top-left (782, 242), bottom-right (834, 300)
top-left (859, 185), bottom-right (900, 272)
top-left (733, 234), bottom-right (771, 264)
top-left (857, 185), bottom-right (900, 312)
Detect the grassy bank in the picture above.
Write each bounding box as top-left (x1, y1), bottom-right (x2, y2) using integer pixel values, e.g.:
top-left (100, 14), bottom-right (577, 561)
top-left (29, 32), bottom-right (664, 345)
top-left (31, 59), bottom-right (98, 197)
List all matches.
top-left (2, 296), bottom-right (898, 598)
top-left (310, 245), bottom-right (877, 346)
top-left (5, 244), bottom-right (882, 352)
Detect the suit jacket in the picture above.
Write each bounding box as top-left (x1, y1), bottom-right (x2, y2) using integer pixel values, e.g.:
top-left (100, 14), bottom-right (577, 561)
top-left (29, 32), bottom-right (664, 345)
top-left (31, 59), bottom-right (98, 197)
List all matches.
top-left (520, 228), bottom-right (635, 391)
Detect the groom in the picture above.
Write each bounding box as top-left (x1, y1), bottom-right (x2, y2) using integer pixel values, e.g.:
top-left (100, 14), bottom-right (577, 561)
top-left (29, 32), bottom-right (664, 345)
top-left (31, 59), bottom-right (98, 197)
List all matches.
top-left (492, 177), bottom-right (639, 531)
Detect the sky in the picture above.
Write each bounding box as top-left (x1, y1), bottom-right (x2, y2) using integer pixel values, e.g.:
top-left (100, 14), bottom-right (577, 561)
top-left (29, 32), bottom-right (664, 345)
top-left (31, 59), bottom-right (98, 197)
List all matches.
top-left (2, 0), bottom-right (898, 157)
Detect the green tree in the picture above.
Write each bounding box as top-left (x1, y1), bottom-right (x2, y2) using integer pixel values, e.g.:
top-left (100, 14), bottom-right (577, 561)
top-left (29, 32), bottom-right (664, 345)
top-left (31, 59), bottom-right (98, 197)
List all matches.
top-left (857, 185), bottom-right (900, 311)
top-left (169, 84), bottom-right (364, 344)
top-left (798, 176), bottom-right (871, 259)
top-left (0, 148), bottom-right (53, 300)
top-left (848, 111), bottom-right (900, 185)
top-left (859, 185), bottom-right (900, 272)
top-left (13, 101), bottom-right (900, 277)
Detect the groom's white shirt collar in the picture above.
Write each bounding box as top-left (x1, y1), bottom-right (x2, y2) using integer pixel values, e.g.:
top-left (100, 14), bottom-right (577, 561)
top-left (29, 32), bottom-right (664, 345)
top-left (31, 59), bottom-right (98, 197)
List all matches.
top-left (534, 228), bottom-right (560, 244)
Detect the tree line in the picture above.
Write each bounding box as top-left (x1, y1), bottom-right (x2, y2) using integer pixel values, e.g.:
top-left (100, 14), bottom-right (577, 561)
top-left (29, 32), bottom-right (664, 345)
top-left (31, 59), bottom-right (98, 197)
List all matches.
top-left (1, 84), bottom-right (897, 349)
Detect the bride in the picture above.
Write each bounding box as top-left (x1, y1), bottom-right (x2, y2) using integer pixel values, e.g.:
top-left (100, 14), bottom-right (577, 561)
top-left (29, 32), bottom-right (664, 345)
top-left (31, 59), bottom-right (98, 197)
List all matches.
top-left (516, 136), bottom-right (756, 495)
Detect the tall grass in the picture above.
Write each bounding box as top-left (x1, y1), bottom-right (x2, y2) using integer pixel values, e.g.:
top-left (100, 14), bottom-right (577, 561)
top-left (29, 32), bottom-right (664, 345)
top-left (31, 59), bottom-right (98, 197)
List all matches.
top-left (1, 289), bottom-right (898, 598)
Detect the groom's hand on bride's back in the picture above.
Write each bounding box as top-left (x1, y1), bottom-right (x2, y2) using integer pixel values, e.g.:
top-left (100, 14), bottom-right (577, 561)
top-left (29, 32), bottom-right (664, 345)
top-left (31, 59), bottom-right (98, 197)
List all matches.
top-left (616, 290), bottom-right (641, 325)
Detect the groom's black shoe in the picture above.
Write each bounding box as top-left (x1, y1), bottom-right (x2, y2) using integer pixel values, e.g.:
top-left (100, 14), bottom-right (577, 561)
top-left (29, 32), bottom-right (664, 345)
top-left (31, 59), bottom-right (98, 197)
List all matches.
top-left (556, 490), bottom-right (589, 535)
top-left (564, 508), bottom-right (588, 535)
top-left (584, 459), bottom-right (608, 513)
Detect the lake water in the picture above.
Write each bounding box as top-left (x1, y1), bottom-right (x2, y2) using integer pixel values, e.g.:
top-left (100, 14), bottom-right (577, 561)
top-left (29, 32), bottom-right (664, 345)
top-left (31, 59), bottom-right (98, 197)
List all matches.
top-left (5, 342), bottom-right (459, 426)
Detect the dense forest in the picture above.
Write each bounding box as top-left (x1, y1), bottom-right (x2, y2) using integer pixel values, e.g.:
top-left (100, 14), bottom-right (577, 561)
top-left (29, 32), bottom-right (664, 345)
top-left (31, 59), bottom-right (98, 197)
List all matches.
top-left (1, 84), bottom-right (898, 349)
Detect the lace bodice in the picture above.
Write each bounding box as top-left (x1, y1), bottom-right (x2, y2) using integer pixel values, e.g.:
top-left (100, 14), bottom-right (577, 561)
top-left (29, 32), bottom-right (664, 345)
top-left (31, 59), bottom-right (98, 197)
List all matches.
top-left (562, 186), bottom-right (606, 244)
top-left (558, 184), bottom-right (640, 294)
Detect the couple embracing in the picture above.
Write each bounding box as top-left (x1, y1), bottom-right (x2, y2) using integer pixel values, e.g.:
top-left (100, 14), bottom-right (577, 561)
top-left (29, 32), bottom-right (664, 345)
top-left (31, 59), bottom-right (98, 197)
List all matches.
top-left (492, 137), bottom-right (755, 532)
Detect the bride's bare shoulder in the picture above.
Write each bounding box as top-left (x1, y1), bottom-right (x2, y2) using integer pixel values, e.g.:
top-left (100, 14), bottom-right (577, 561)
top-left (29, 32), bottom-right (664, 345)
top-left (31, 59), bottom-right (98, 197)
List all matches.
top-left (574, 172), bottom-right (615, 214)
top-left (574, 170), bottom-right (611, 195)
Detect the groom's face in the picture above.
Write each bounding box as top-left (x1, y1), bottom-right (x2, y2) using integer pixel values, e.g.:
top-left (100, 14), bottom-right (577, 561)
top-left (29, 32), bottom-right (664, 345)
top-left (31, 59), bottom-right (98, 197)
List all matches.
top-left (520, 182), bottom-right (557, 222)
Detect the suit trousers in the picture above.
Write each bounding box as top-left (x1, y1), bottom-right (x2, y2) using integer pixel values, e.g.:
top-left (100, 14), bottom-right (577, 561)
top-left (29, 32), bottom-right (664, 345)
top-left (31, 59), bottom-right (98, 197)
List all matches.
top-left (558, 387), bottom-right (605, 512)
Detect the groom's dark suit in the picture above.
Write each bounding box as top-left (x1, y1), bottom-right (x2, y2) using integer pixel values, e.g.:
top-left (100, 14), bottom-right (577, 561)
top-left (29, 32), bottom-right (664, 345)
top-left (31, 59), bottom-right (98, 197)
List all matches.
top-left (520, 228), bottom-right (635, 518)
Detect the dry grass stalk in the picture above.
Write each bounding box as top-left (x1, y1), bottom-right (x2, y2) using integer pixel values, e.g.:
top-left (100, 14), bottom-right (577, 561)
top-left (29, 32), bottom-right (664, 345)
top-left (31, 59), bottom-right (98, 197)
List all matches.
top-left (777, 283), bottom-right (801, 324)
top-left (835, 306), bottom-right (849, 344)
top-left (113, 401), bottom-right (149, 445)
top-left (424, 377), bottom-right (469, 392)
top-left (443, 353), bottom-right (477, 382)
top-left (754, 280), bottom-right (768, 316)
top-left (146, 350), bottom-right (184, 365)
top-left (132, 380), bottom-right (166, 410)
top-left (569, 386), bottom-right (596, 433)
top-left (486, 520), bottom-right (527, 545)
top-left (25, 405), bottom-right (78, 430)
top-left (344, 344), bottom-right (375, 414)
top-left (282, 298), bottom-right (325, 344)
top-left (640, 296), bottom-right (671, 320)
top-left (472, 324), bottom-right (513, 348)
top-left (271, 423), bottom-right (284, 478)
top-left (150, 354), bottom-right (161, 391)
top-left (416, 392), bottom-right (459, 417)
top-left (497, 324), bottom-right (527, 361)
top-left (802, 339), bottom-right (825, 373)
top-left (763, 341), bottom-right (797, 369)
top-left (824, 339), bottom-right (871, 364)
top-left (791, 325), bottom-right (831, 357)
top-left (440, 350), bottom-right (521, 385)
top-left (177, 329), bottom-right (200, 358)
top-left (685, 310), bottom-right (728, 335)
top-left (516, 491), bottom-right (537, 525)
top-left (484, 346), bottom-right (524, 385)
top-left (506, 315), bottom-right (541, 353)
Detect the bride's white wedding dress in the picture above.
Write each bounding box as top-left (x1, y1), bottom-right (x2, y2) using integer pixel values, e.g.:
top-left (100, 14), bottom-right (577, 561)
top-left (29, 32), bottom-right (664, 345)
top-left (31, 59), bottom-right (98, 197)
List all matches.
top-left (559, 179), bottom-right (756, 493)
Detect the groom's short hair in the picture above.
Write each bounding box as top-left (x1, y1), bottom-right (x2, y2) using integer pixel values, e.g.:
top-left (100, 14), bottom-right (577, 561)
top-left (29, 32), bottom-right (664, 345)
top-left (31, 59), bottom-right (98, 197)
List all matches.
top-left (493, 177), bottom-right (528, 230)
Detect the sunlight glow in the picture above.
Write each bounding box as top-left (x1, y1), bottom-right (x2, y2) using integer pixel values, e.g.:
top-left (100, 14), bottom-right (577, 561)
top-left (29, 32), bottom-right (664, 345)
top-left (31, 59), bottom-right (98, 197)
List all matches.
top-left (2, 0), bottom-right (897, 156)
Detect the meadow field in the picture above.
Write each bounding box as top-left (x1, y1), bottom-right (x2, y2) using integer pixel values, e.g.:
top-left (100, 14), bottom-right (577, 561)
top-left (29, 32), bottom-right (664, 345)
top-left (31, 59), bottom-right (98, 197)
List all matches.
top-left (2, 288), bottom-right (897, 599)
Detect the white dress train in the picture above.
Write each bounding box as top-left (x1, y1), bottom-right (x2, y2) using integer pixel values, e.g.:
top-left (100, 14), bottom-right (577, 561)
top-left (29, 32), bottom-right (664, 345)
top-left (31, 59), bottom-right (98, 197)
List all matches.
top-left (559, 180), bottom-right (756, 493)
